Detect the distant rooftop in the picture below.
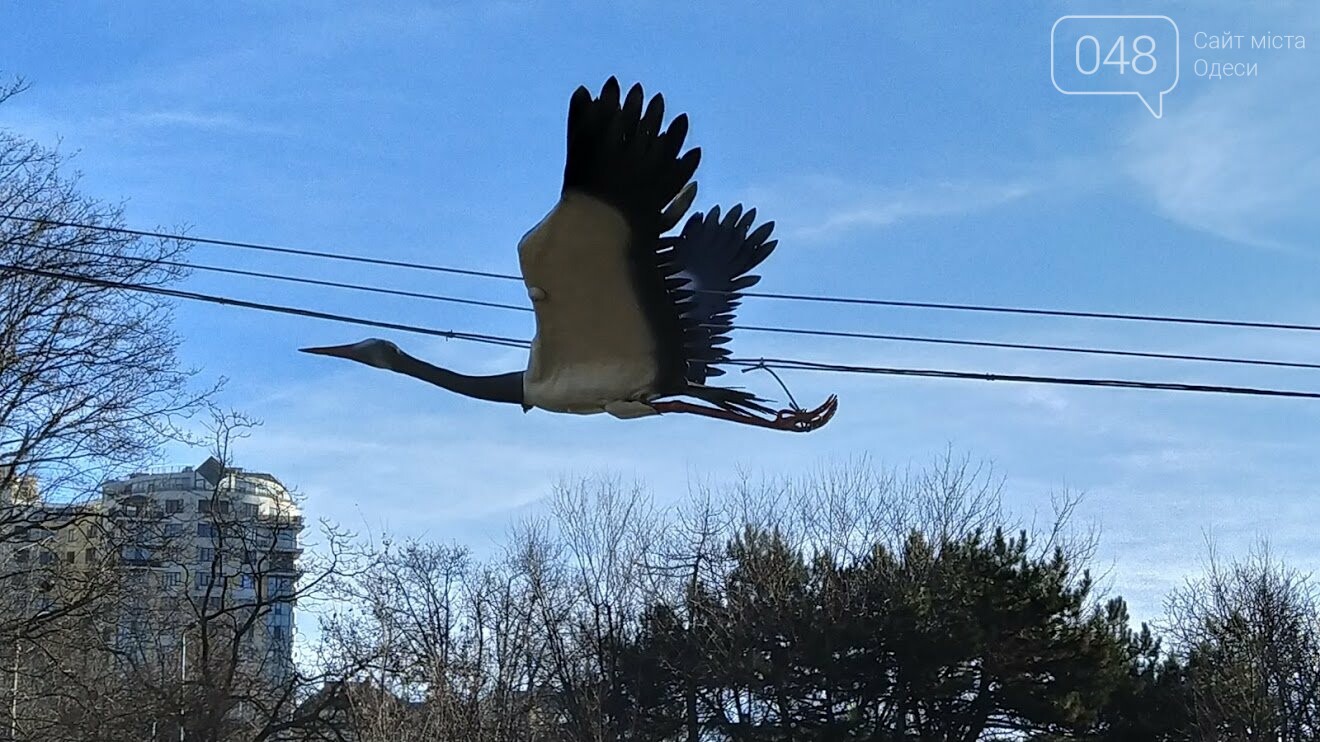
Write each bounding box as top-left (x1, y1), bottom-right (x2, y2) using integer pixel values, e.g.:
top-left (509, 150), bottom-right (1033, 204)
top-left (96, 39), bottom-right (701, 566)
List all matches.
top-left (104, 458), bottom-right (296, 511)
top-left (114, 458), bottom-right (287, 489)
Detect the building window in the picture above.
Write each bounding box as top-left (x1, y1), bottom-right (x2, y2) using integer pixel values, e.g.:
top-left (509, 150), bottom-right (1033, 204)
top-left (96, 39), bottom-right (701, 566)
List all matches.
top-left (38, 551), bottom-right (54, 565)
top-left (65, 551), bottom-right (75, 564)
top-left (240, 503), bottom-right (259, 518)
top-left (162, 572), bottom-right (181, 589)
top-left (195, 573), bottom-right (214, 589)
top-left (196, 523), bottom-right (214, 538)
top-left (164, 523), bottom-right (183, 537)
top-left (197, 499), bottom-right (211, 513)
top-left (165, 499), bottom-right (184, 513)
top-left (84, 548), bottom-right (96, 564)
top-left (197, 547), bottom-right (214, 563)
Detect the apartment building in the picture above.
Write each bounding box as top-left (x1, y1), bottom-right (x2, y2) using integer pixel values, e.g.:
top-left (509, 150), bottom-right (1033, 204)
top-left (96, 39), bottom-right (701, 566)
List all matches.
top-left (0, 469), bottom-right (96, 622)
top-left (1, 457), bottom-right (304, 736)
top-left (99, 456), bottom-right (304, 681)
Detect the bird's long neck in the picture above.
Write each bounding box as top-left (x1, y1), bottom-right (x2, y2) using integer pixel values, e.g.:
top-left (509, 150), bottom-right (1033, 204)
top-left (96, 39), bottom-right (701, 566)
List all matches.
top-left (391, 350), bottom-right (525, 406)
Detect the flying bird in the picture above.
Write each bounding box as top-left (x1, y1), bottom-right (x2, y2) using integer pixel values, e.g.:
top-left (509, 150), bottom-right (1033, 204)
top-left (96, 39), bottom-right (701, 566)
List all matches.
top-left (301, 78), bottom-right (837, 432)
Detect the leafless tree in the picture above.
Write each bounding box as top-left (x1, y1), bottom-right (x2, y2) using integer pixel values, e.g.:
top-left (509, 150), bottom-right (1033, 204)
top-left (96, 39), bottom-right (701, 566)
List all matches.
top-left (314, 454), bottom-right (1104, 742)
top-left (0, 77), bottom-right (220, 739)
top-left (321, 533), bottom-right (561, 741)
top-left (729, 449), bottom-right (1096, 572)
top-left (318, 475), bottom-right (664, 742)
top-left (1165, 540), bottom-right (1320, 741)
top-left (0, 81), bottom-right (211, 500)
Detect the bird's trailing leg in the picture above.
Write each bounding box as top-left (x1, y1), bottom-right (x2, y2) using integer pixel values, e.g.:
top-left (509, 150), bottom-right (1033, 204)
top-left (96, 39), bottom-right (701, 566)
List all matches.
top-left (651, 395), bottom-right (838, 432)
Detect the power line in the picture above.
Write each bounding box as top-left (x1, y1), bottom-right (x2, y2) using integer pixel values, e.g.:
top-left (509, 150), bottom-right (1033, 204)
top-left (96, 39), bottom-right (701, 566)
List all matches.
top-left (734, 325), bottom-right (1320, 371)
top-left (9, 214), bottom-right (1320, 335)
top-left (735, 291), bottom-right (1320, 334)
top-left (0, 214), bottom-right (523, 282)
top-left (21, 239), bottom-right (1320, 374)
top-left (35, 242), bottom-right (533, 314)
top-left (0, 263), bottom-right (530, 350)
top-left (10, 260), bottom-right (1320, 404)
top-left (722, 358), bottom-right (1320, 401)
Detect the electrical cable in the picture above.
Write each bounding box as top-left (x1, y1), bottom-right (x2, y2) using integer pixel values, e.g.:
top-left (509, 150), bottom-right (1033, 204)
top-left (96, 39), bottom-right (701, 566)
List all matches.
top-left (9, 214), bottom-right (1320, 335)
top-left (10, 260), bottom-right (1320, 403)
top-left (19, 238), bottom-right (1320, 374)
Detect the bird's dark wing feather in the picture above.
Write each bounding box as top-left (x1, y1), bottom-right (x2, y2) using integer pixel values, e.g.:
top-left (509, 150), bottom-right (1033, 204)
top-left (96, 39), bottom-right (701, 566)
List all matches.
top-left (563, 77), bottom-right (700, 225)
top-left (561, 77), bottom-right (701, 391)
top-left (656, 205), bottom-right (778, 414)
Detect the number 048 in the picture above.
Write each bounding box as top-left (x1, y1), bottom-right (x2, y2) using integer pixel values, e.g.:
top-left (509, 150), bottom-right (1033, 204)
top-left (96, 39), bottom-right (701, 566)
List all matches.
top-left (1075, 35), bottom-right (1158, 75)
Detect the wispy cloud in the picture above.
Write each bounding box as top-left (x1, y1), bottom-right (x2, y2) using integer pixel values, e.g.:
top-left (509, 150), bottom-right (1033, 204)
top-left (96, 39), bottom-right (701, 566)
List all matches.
top-left (0, 105), bottom-right (288, 146)
top-left (790, 179), bottom-right (1036, 240)
top-left (1123, 34), bottom-right (1320, 252)
top-left (118, 110), bottom-right (287, 136)
top-left (739, 163), bottom-right (1088, 243)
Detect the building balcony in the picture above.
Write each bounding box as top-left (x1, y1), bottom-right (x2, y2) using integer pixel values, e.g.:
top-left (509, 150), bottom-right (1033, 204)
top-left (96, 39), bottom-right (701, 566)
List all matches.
top-left (257, 512), bottom-right (303, 529)
top-left (265, 555), bottom-right (301, 575)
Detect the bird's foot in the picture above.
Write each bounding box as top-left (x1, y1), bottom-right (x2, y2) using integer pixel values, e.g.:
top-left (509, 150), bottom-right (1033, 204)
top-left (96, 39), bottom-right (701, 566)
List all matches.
top-left (769, 395), bottom-right (839, 432)
top-left (651, 395), bottom-right (838, 432)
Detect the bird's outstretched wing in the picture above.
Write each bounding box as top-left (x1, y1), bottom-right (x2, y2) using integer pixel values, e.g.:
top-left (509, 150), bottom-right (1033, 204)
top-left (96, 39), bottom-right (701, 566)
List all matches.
top-left (517, 78), bottom-right (702, 411)
top-left (561, 82), bottom-right (777, 415)
top-left (559, 77), bottom-right (702, 388)
top-left (561, 77), bottom-right (701, 239)
top-left (656, 205), bottom-right (777, 414)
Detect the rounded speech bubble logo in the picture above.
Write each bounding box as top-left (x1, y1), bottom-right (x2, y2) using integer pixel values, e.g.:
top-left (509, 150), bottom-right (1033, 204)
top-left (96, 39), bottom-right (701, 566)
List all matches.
top-left (1051, 15), bottom-right (1180, 119)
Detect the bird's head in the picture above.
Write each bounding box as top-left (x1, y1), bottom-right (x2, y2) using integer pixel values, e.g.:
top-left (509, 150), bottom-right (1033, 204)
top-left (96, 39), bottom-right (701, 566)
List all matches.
top-left (299, 338), bottom-right (402, 370)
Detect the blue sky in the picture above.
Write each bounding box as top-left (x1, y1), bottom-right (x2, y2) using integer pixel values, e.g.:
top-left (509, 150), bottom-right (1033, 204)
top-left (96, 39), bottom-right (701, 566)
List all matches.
top-left (4, 1), bottom-right (1320, 625)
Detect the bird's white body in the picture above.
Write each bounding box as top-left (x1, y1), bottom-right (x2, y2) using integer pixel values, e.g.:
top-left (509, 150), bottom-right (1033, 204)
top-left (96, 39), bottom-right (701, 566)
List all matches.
top-left (518, 191), bottom-right (660, 418)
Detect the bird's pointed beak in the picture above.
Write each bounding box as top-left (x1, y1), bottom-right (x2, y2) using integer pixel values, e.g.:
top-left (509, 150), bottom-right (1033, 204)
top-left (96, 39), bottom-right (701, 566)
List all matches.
top-left (299, 344), bottom-right (358, 359)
